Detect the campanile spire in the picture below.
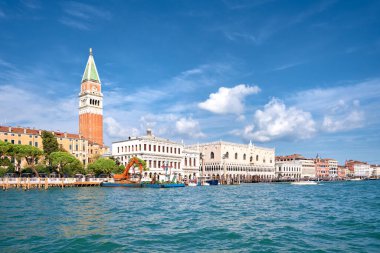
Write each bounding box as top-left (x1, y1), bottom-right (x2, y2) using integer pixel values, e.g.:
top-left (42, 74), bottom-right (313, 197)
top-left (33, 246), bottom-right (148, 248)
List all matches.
top-left (79, 48), bottom-right (103, 145)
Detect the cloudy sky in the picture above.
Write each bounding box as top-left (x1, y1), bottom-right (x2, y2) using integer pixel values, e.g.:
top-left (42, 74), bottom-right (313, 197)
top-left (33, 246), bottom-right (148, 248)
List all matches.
top-left (0, 0), bottom-right (379, 163)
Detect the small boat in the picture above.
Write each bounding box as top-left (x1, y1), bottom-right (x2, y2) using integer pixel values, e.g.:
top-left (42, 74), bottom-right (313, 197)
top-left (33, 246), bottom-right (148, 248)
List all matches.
top-left (349, 178), bottom-right (363, 181)
top-left (101, 182), bottom-right (142, 188)
top-left (291, 181), bottom-right (318, 185)
top-left (101, 182), bottom-right (185, 188)
top-left (206, 179), bottom-right (219, 185)
top-left (187, 182), bottom-right (197, 187)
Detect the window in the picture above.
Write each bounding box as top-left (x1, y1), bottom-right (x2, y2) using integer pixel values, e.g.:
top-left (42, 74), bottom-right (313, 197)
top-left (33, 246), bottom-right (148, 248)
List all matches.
top-left (18, 134), bottom-right (21, 137)
top-left (117, 147), bottom-right (119, 153)
top-left (144, 144), bottom-right (146, 151)
top-left (34, 142), bottom-right (38, 147)
top-left (243, 154), bottom-right (246, 160)
top-left (235, 153), bottom-right (238, 160)
top-left (76, 145), bottom-right (78, 151)
top-left (4, 133), bottom-right (8, 135)
top-left (210, 152), bottom-right (214, 159)
top-left (29, 141), bottom-right (32, 145)
top-left (4, 139), bottom-right (7, 142)
top-left (70, 145), bottom-right (72, 150)
top-left (154, 145), bottom-right (156, 152)
top-left (29, 135), bottom-right (32, 138)
top-left (250, 156), bottom-right (253, 162)
top-left (18, 140), bottom-right (21, 144)
top-left (185, 158), bottom-right (187, 166)
top-left (11, 140), bottom-right (15, 144)
top-left (256, 155), bottom-right (259, 161)
top-left (149, 145), bottom-right (151, 151)
top-left (11, 133), bottom-right (14, 136)
top-left (158, 146), bottom-right (161, 152)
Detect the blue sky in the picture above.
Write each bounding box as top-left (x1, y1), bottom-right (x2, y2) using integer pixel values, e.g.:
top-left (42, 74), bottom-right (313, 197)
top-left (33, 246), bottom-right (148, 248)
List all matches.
top-left (0, 0), bottom-right (379, 164)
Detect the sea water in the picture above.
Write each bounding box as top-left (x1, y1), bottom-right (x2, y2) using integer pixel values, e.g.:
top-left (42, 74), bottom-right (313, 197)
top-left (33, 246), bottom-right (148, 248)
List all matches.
top-left (1, 181), bottom-right (379, 252)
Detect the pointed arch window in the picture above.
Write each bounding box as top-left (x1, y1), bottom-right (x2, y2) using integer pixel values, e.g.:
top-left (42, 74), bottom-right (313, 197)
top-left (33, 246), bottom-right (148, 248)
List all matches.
top-left (256, 155), bottom-right (259, 161)
top-left (235, 153), bottom-right (238, 160)
top-left (243, 154), bottom-right (246, 160)
top-left (210, 152), bottom-right (215, 159)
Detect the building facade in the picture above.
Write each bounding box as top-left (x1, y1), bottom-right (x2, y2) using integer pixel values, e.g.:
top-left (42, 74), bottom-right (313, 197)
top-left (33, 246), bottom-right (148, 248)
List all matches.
top-left (276, 154), bottom-right (316, 179)
top-left (326, 159), bottom-right (338, 178)
top-left (345, 160), bottom-right (371, 178)
top-left (112, 130), bottom-right (199, 181)
top-left (371, 165), bottom-right (380, 178)
top-left (189, 141), bottom-right (275, 182)
top-left (79, 48), bottom-right (103, 145)
top-left (315, 157), bottom-right (329, 179)
top-left (0, 126), bottom-right (90, 165)
top-left (275, 160), bottom-right (302, 180)
top-left (337, 165), bottom-right (346, 178)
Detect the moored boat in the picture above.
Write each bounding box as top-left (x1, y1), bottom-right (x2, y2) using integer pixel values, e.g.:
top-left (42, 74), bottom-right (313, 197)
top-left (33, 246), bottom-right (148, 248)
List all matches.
top-left (101, 182), bottom-right (142, 188)
top-left (206, 179), bottom-right (219, 185)
top-left (291, 181), bottom-right (318, 185)
top-left (101, 182), bottom-right (185, 188)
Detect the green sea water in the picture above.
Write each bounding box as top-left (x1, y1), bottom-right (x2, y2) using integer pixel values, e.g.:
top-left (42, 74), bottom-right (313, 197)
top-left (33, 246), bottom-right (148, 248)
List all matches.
top-left (1, 181), bottom-right (379, 252)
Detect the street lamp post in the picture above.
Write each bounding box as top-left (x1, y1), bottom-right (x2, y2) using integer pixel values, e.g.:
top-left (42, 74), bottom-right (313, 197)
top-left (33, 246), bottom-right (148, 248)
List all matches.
top-left (200, 152), bottom-right (205, 185)
top-left (222, 153), bottom-right (228, 185)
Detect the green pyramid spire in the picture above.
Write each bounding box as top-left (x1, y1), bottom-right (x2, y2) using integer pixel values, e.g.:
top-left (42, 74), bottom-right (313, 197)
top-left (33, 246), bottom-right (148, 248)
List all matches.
top-left (81, 48), bottom-right (101, 83)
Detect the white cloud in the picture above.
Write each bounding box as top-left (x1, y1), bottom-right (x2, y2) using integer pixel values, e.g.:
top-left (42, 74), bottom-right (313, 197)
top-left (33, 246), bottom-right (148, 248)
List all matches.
top-left (175, 117), bottom-right (205, 138)
top-left (60, 2), bottom-right (111, 30)
top-left (104, 117), bottom-right (140, 139)
top-left (289, 79), bottom-right (380, 132)
top-left (198, 84), bottom-right (260, 114)
top-left (0, 85), bottom-right (77, 133)
top-left (322, 100), bottom-right (365, 132)
top-left (237, 98), bottom-right (316, 142)
top-left (290, 79), bottom-right (380, 114)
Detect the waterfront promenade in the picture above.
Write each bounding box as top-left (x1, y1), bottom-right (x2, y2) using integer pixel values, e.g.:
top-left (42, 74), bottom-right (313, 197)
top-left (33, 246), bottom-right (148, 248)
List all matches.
top-left (0, 177), bottom-right (106, 190)
top-left (1, 180), bottom-right (379, 252)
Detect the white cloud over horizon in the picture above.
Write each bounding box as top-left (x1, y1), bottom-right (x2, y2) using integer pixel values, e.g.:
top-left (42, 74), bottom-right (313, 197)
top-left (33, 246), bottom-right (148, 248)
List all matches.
top-left (0, 85), bottom-right (77, 133)
top-left (198, 84), bottom-right (260, 115)
top-left (235, 98), bottom-right (316, 142)
top-left (175, 117), bottom-right (205, 138)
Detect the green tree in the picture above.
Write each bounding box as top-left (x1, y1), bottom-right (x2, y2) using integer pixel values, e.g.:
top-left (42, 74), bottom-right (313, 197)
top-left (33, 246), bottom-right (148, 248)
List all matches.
top-left (49, 151), bottom-right (84, 176)
top-left (8, 144), bottom-right (43, 176)
top-left (0, 140), bottom-right (12, 157)
top-left (8, 144), bottom-right (25, 173)
top-left (41, 131), bottom-right (59, 155)
top-left (87, 158), bottom-right (117, 176)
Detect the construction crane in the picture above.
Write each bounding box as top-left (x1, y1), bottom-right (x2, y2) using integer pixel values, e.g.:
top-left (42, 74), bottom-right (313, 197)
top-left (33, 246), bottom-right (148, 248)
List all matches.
top-left (113, 157), bottom-right (145, 183)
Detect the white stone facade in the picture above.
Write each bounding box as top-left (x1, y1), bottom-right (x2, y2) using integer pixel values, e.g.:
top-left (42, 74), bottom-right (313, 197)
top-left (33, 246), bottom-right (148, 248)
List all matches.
top-left (299, 159), bottom-right (316, 179)
top-left (189, 141), bottom-right (275, 182)
top-left (327, 159), bottom-right (338, 178)
top-left (112, 131), bottom-right (199, 181)
top-left (275, 161), bottom-right (302, 180)
top-left (354, 163), bottom-right (372, 177)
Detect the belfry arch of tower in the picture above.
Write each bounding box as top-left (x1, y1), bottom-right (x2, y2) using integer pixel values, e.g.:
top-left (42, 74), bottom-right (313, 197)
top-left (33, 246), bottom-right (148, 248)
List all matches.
top-left (79, 48), bottom-right (104, 145)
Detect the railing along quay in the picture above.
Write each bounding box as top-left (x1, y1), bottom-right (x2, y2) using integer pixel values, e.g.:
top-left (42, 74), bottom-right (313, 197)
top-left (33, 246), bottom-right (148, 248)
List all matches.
top-left (0, 177), bottom-right (113, 190)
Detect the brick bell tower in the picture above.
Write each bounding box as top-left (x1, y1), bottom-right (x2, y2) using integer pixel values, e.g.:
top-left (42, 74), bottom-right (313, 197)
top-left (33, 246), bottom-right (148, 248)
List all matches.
top-left (79, 48), bottom-right (103, 145)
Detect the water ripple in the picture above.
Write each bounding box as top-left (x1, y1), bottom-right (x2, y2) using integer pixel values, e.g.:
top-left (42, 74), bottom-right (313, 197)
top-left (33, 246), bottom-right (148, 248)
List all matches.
top-left (1, 181), bottom-right (380, 252)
